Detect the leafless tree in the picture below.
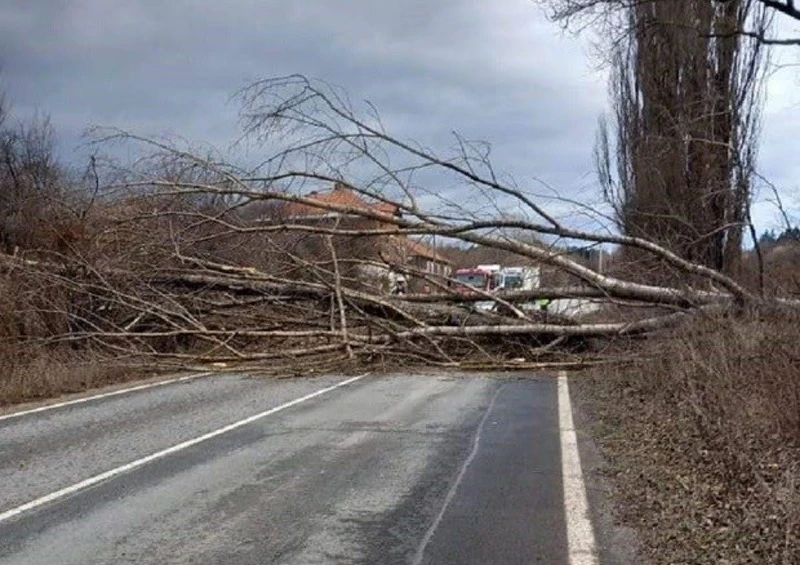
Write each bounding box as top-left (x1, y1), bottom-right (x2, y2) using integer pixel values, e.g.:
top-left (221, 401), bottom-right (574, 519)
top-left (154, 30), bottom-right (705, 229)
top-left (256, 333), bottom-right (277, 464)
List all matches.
top-left (542, 0), bottom-right (800, 44)
top-left (548, 1), bottom-right (770, 280)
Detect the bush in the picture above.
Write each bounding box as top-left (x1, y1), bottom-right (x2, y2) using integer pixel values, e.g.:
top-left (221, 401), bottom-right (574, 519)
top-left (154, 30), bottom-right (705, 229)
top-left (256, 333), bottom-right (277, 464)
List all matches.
top-left (0, 344), bottom-right (144, 406)
top-left (575, 312), bottom-right (800, 564)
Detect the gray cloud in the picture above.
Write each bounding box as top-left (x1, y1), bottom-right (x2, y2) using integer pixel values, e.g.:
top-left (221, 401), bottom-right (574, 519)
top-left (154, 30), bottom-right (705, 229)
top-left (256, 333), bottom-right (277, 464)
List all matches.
top-left (1, 0), bottom-right (795, 231)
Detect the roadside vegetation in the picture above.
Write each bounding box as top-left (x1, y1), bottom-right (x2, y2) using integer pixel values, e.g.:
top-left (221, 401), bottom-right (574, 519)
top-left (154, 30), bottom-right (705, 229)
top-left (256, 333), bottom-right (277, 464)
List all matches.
top-left (575, 296), bottom-right (800, 563)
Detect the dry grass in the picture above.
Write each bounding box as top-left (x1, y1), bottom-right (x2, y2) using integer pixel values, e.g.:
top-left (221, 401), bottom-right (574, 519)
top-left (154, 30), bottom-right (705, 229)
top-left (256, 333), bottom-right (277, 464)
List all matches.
top-left (573, 311), bottom-right (800, 564)
top-left (0, 270), bottom-right (149, 406)
top-left (0, 344), bottom-right (148, 407)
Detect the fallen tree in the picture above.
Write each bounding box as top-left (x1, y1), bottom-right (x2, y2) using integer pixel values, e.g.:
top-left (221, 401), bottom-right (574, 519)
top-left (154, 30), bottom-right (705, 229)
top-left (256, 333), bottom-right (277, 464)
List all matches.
top-left (2, 75), bottom-right (795, 373)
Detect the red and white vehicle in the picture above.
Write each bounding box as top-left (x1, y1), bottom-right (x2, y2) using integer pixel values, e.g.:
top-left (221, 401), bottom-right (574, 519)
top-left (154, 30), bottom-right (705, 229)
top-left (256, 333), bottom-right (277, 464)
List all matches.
top-left (452, 264), bottom-right (502, 295)
top-left (452, 264), bottom-right (541, 311)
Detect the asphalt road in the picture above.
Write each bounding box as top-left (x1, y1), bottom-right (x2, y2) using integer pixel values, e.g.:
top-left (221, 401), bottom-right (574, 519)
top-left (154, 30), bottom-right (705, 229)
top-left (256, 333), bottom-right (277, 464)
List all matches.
top-left (0, 372), bottom-right (581, 564)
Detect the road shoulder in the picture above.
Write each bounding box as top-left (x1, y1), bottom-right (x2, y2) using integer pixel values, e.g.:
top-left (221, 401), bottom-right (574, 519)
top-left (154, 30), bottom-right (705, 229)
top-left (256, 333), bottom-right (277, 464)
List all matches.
top-left (568, 372), bottom-right (647, 565)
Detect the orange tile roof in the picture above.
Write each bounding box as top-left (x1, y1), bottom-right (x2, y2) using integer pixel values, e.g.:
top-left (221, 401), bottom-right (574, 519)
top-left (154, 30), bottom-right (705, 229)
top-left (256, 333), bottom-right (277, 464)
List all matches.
top-left (283, 183), bottom-right (398, 219)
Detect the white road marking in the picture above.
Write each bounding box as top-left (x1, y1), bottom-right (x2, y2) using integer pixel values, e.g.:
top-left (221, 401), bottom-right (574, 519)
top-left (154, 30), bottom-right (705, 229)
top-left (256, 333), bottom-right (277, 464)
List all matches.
top-left (558, 371), bottom-right (599, 565)
top-left (0, 372), bottom-right (214, 423)
top-left (0, 374), bottom-right (368, 524)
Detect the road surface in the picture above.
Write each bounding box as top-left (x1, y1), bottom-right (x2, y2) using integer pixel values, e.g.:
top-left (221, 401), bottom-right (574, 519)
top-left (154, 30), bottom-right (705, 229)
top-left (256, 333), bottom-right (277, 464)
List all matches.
top-left (0, 372), bottom-right (595, 564)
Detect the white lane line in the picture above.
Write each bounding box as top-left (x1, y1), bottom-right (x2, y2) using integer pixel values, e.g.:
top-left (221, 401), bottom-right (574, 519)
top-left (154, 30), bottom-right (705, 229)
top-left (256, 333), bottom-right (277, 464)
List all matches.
top-left (558, 371), bottom-right (599, 565)
top-left (0, 374), bottom-right (368, 524)
top-left (411, 385), bottom-right (504, 565)
top-left (0, 372), bottom-right (214, 423)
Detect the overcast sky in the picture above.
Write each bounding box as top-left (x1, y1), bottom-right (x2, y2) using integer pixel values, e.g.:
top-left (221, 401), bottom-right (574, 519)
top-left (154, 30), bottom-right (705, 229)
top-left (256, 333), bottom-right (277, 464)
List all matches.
top-left (1, 0), bottom-right (799, 232)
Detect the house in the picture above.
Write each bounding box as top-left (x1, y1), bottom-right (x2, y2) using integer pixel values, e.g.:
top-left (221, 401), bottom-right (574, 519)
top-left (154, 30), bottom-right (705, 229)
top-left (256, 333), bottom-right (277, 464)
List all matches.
top-left (274, 182), bottom-right (451, 293)
top-left (403, 237), bottom-right (451, 278)
top-left (383, 235), bottom-right (451, 292)
top-left (282, 182), bottom-right (399, 228)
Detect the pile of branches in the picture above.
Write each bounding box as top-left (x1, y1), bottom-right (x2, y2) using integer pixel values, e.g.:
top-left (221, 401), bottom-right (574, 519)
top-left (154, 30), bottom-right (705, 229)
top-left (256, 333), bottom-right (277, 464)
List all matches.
top-left (1, 76), bottom-right (792, 373)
